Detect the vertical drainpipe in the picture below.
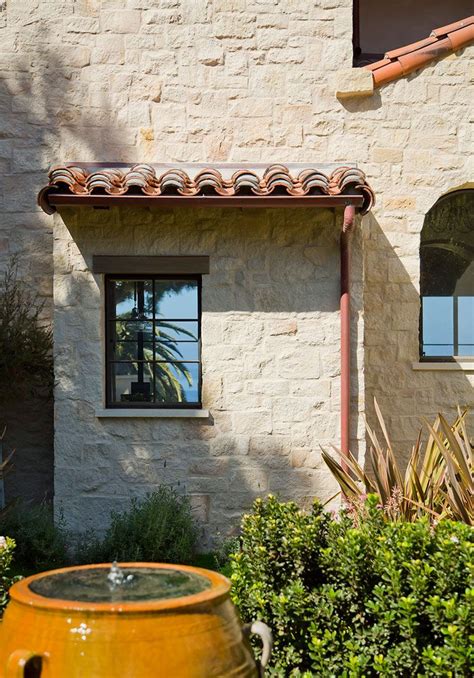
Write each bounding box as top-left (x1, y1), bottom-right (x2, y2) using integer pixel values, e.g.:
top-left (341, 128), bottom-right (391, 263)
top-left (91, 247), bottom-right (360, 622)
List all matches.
top-left (340, 205), bottom-right (355, 471)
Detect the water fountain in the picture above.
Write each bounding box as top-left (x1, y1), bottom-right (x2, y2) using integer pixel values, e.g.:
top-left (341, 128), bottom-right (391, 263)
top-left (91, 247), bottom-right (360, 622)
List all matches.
top-left (0, 562), bottom-right (271, 677)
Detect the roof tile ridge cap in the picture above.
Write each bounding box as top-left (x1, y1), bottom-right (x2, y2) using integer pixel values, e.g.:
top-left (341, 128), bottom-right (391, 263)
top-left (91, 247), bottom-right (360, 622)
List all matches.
top-left (384, 36), bottom-right (438, 60)
top-left (365, 57), bottom-right (392, 72)
top-left (446, 23), bottom-right (474, 51)
top-left (431, 15), bottom-right (474, 38)
top-left (365, 13), bottom-right (474, 77)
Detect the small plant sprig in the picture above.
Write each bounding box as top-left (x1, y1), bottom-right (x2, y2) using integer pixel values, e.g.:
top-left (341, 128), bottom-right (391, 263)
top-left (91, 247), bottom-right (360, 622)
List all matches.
top-left (0, 536), bottom-right (20, 616)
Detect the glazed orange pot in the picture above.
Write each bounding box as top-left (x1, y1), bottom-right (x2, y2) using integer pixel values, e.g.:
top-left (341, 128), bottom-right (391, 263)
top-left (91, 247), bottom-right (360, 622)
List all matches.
top-left (0, 563), bottom-right (271, 678)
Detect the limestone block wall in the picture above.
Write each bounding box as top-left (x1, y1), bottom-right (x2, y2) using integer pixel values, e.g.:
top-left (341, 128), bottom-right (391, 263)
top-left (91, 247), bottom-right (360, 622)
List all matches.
top-left (53, 205), bottom-right (361, 542)
top-left (353, 58), bottom-right (474, 458)
top-left (0, 0), bottom-right (472, 514)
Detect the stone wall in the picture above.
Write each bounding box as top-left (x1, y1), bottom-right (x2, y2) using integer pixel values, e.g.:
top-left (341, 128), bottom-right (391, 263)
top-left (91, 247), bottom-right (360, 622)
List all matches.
top-left (0, 1), bottom-right (472, 525)
top-left (53, 205), bottom-right (360, 542)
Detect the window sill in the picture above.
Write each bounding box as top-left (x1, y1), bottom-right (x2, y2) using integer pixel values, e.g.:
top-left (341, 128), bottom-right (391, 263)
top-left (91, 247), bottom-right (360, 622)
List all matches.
top-left (412, 360), bottom-right (474, 372)
top-left (95, 408), bottom-right (210, 419)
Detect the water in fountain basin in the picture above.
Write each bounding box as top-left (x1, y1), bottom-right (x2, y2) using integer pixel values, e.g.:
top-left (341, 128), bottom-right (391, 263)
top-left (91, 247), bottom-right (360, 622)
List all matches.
top-left (29, 566), bottom-right (211, 603)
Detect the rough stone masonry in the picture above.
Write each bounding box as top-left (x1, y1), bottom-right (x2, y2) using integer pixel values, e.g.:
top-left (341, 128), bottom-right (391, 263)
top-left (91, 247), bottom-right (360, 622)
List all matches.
top-left (0, 1), bottom-right (472, 540)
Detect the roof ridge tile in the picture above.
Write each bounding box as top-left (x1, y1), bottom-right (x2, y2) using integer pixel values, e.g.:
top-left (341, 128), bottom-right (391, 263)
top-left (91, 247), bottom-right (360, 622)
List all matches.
top-left (431, 15), bottom-right (474, 38)
top-left (366, 14), bottom-right (474, 88)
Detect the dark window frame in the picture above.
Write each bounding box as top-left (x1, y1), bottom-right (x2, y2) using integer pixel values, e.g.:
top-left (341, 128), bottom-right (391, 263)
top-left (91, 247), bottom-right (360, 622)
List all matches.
top-left (352, 0), bottom-right (384, 67)
top-left (105, 274), bottom-right (202, 409)
top-left (419, 189), bottom-right (474, 361)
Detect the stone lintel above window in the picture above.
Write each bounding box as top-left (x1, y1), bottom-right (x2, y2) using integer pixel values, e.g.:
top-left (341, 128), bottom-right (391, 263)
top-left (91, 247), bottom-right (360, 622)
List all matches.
top-left (92, 256), bottom-right (210, 276)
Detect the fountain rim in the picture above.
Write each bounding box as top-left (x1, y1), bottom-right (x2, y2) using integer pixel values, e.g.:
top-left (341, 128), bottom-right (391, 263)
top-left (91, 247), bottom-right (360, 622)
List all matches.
top-left (9, 562), bottom-right (230, 613)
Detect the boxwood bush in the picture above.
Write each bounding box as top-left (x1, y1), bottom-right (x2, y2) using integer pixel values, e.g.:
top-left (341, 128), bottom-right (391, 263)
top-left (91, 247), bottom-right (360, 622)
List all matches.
top-left (230, 495), bottom-right (473, 677)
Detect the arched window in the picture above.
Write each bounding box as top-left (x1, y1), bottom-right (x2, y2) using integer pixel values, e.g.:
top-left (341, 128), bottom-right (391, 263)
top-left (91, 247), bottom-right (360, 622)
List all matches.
top-left (420, 190), bottom-right (474, 359)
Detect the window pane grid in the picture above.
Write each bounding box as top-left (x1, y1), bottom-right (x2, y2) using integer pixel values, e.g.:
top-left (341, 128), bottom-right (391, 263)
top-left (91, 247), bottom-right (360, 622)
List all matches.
top-left (106, 276), bottom-right (201, 408)
top-left (421, 295), bottom-right (474, 358)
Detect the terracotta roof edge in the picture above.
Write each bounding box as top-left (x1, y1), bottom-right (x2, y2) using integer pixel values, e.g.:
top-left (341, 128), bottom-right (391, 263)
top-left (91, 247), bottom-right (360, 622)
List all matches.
top-left (37, 163), bottom-right (376, 215)
top-left (365, 15), bottom-right (474, 88)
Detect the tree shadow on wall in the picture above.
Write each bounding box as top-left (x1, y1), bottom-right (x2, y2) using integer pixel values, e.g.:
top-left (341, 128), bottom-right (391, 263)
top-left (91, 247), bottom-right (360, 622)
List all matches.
top-left (0, 16), bottom-right (139, 505)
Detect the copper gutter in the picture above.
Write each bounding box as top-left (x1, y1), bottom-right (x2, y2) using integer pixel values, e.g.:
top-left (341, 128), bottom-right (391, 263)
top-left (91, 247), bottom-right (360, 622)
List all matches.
top-left (340, 205), bottom-right (355, 469)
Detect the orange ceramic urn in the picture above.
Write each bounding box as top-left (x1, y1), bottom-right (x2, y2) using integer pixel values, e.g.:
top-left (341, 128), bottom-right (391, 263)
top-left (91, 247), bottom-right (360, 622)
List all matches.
top-left (0, 563), bottom-right (271, 677)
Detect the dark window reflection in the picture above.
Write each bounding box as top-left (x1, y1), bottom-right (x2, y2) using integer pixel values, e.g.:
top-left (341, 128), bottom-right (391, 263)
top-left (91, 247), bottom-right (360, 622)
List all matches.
top-left (420, 191), bottom-right (474, 358)
top-left (107, 277), bottom-right (201, 406)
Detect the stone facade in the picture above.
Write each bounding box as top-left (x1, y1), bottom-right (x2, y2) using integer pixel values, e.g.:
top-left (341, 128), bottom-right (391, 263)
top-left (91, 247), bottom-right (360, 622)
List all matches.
top-left (53, 205), bottom-right (362, 541)
top-left (0, 1), bottom-right (472, 537)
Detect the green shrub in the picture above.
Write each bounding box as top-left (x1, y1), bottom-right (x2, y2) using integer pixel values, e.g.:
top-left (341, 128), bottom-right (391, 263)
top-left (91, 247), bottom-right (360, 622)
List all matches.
top-left (0, 502), bottom-right (69, 573)
top-left (76, 487), bottom-right (198, 565)
top-left (0, 257), bottom-right (53, 401)
top-left (322, 402), bottom-right (473, 524)
top-left (0, 536), bottom-right (19, 615)
top-left (230, 495), bottom-right (473, 677)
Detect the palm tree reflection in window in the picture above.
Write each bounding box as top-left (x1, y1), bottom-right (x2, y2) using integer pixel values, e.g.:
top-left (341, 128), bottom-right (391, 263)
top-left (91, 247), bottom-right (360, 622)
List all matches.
top-left (109, 278), bottom-right (200, 405)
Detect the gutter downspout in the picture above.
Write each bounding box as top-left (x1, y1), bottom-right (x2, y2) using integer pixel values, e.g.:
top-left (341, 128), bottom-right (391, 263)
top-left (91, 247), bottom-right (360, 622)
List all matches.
top-left (340, 205), bottom-right (356, 471)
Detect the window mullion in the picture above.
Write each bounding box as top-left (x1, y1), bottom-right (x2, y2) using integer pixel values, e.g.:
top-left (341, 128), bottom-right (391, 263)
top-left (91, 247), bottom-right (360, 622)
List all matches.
top-left (152, 279), bottom-right (156, 403)
top-left (453, 295), bottom-right (459, 356)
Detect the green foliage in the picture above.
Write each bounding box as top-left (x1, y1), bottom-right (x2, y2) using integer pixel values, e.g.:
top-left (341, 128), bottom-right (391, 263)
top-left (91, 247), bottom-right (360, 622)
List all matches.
top-left (0, 536), bottom-right (19, 615)
top-left (230, 495), bottom-right (474, 677)
top-left (75, 487), bottom-right (198, 565)
top-left (212, 534), bottom-right (241, 576)
top-left (0, 257), bottom-right (53, 401)
top-left (322, 401), bottom-right (474, 524)
top-left (0, 502), bottom-right (69, 573)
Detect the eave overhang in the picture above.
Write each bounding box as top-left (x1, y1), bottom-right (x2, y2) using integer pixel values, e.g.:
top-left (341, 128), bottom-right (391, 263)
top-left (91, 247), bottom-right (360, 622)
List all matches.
top-left (38, 162), bottom-right (375, 216)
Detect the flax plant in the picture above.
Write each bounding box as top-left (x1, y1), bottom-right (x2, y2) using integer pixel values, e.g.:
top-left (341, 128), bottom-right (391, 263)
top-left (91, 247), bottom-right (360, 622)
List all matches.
top-left (322, 400), bottom-right (473, 524)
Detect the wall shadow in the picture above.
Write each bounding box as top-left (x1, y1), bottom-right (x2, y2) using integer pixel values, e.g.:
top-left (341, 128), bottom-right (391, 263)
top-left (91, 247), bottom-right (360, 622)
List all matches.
top-left (363, 212), bottom-right (473, 471)
top-left (0, 14), bottom-right (137, 505)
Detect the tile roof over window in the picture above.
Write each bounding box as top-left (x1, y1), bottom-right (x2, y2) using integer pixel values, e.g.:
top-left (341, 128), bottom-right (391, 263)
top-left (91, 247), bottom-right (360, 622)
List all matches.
top-left (366, 16), bottom-right (474, 87)
top-left (38, 163), bottom-right (375, 215)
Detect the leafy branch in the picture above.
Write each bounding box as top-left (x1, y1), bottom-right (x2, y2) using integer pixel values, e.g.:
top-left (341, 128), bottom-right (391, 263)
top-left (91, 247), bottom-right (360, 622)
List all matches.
top-left (0, 257), bottom-right (53, 402)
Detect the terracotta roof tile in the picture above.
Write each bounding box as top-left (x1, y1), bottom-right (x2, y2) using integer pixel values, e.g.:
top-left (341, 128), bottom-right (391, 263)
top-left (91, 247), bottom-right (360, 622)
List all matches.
top-left (385, 36), bottom-right (438, 60)
top-left (431, 16), bottom-right (474, 38)
top-left (38, 163), bottom-right (375, 214)
top-left (366, 15), bottom-right (474, 88)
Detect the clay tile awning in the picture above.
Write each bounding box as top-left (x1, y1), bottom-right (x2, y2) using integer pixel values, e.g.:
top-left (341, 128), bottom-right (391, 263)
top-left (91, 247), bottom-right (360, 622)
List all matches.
top-left (366, 15), bottom-right (474, 87)
top-left (38, 162), bottom-right (375, 215)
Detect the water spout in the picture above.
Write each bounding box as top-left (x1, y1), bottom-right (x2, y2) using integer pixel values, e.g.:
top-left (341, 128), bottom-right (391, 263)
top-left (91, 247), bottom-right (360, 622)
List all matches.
top-left (107, 562), bottom-right (134, 591)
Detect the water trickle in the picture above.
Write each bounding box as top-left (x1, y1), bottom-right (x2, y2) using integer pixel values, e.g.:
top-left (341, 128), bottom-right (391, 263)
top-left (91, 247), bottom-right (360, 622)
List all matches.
top-left (107, 561), bottom-right (135, 591)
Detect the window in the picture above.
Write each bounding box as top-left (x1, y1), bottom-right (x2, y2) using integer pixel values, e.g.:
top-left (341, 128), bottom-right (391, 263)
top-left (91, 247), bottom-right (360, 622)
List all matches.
top-left (105, 276), bottom-right (201, 408)
top-left (420, 190), bottom-right (474, 360)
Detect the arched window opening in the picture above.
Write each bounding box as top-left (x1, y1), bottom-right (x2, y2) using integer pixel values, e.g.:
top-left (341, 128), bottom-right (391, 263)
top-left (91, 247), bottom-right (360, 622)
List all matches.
top-left (420, 190), bottom-right (474, 359)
